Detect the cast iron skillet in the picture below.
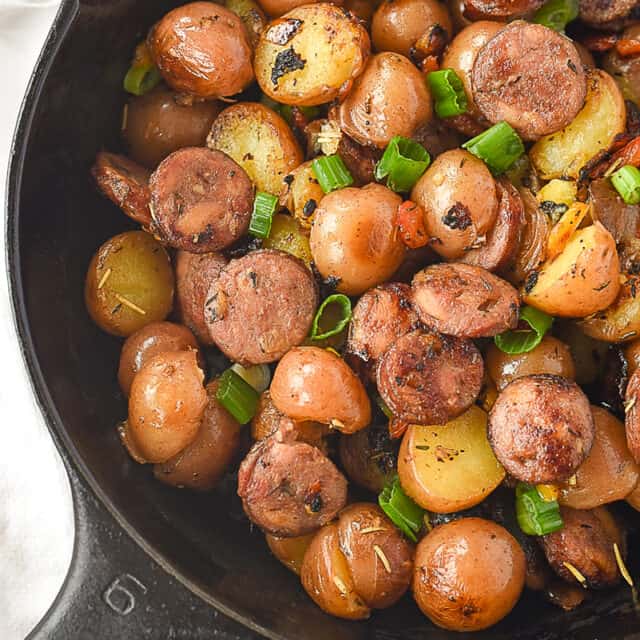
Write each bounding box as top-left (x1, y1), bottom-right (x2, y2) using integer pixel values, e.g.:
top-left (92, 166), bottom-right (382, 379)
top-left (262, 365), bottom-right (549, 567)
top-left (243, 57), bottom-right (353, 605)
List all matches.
top-left (6, 1), bottom-right (640, 638)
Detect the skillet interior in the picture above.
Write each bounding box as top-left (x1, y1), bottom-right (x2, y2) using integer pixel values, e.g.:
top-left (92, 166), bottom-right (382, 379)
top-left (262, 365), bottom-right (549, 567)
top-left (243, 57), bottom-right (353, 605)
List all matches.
top-left (7, 1), bottom-right (640, 638)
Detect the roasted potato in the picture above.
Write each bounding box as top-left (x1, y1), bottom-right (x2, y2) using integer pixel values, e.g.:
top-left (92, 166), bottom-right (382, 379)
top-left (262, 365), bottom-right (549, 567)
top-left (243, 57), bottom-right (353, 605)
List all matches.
top-left (398, 405), bottom-right (505, 513)
top-left (257, 0), bottom-right (342, 18)
top-left (207, 102), bottom-right (303, 195)
top-left (279, 160), bottom-right (325, 229)
top-left (85, 231), bottom-right (174, 337)
top-left (559, 406), bottom-right (639, 510)
top-left (266, 532), bottom-right (316, 574)
top-left (523, 222), bottom-right (620, 318)
top-left (262, 213), bottom-right (313, 266)
top-left (254, 4), bottom-right (370, 106)
top-left (530, 70), bottom-right (627, 180)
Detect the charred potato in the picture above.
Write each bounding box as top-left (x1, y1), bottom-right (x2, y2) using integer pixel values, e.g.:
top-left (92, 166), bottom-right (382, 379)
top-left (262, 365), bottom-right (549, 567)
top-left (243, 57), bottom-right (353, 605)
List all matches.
top-left (279, 160), bottom-right (325, 229)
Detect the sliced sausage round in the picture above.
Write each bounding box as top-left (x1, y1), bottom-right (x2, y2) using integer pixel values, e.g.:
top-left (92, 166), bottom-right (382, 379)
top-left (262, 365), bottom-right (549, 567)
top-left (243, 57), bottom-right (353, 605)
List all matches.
top-left (91, 152), bottom-right (152, 229)
top-left (460, 179), bottom-right (524, 274)
top-left (579, 0), bottom-right (638, 28)
top-left (237, 430), bottom-right (348, 537)
top-left (346, 283), bottom-right (419, 382)
top-left (539, 506), bottom-right (621, 589)
top-left (149, 147), bottom-right (253, 253)
top-left (377, 329), bottom-right (484, 424)
top-left (411, 263), bottom-right (519, 338)
top-left (488, 375), bottom-right (595, 484)
top-left (205, 249), bottom-right (318, 364)
top-left (175, 250), bottom-right (227, 345)
top-left (624, 368), bottom-right (640, 464)
top-left (471, 21), bottom-right (587, 141)
top-left (462, 0), bottom-right (544, 20)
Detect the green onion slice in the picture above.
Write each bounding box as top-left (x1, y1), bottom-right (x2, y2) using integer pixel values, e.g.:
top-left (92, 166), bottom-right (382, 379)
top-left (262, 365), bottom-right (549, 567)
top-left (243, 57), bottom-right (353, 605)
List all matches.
top-left (611, 165), bottom-right (640, 205)
top-left (216, 368), bottom-right (260, 425)
top-left (230, 363), bottom-right (271, 394)
top-left (462, 121), bottom-right (525, 175)
top-left (427, 69), bottom-right (468, 119)
top-left (376, 395), bottom-right (394, 420)
top-left (379, 477), bottom-right (425, 542)
top-left (375, 136), bottom-right (431, 193)
top-left (494, 306), bottom-right (553, 355)
top-left (312, 155), bottom-right (354, 193)
top-left (249, 191), bottom-right (278, 238)
top-left (515, 483), bottom-right (564, 536)
top-left (123, 63), bottom-right (162, 96)
top-left (534, 0), bottom-right (579, 32)
top-left (310, 294), bottom-right (352, 341)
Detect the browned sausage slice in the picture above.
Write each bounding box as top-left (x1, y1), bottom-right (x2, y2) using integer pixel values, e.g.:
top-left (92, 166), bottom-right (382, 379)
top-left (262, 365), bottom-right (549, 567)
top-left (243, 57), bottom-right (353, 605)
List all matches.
top-left (624, 368), bottom-right (640, 463)
top-left (175, 250), bottom-right (227, 345)
top-left (460, 179), bottom-right (524, 274)
top-left (411, 263), bottom-right (519, 338)
top-left (579, 0), bottom-right (638, 28)
top-left (237, 429), bottom-right (348, 536)
top-left (377, 329), bottom-right (484, 424)
top-left (462, 0), bottom-right (544, 20)
top-left (91, 152), bottom-right (152, 229)
top-left (488, 375), bottom-right (595, 483)
top-left (472, 21), bottom-right (587, 141)
top-left (205, 249), bottom-right (318, 364)
top-left (539, 506), bottom-right (621, 589)
top-left (150, 147), bottom-right (253, 252)
top-left (346, 283), bottom-right (419, 381)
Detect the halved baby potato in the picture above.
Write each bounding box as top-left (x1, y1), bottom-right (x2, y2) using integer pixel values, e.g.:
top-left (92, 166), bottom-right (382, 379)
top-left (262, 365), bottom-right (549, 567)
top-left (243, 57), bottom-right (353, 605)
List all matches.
top-left (530, 70), bottom-right (626, 180)
top-left (262, 213), bottom-right (313, 266)
top-left (207, 102), bottom-right (302, 195)
top-left (279, 160), bottom-right (325, 229)
top-left (398, 405), bottom-right (505, 513)
top-left (523, 222), bottom-right (620, 318)
top-left (266, 532), bottom-right (316, 575)
top-left (254, 4), bottom-right (370, 106)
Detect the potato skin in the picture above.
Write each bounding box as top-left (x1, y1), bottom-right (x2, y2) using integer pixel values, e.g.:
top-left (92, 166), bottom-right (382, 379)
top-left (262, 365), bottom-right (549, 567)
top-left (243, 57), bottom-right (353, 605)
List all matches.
top-left (148, 2), bottom-right (254, 98)
top-left (337, 52), bottom-right (433, 149)
top-left (310, 184), bottom-right (405, 295)
top-left (257, 0), bottom-right (342, 17)
top-left (153, 379), bottom-right (242, 490)
top-left (411, 149), bottom-right (498, 260)
top-left (255, 4), bottom-right (370, 106)
top-left (207, 102), bottom-right (303, 195)
top-left (266, 532), bottom-right (316, 574)
top-left (523, 222), bottom-right (620, 318)
top-left (128, 350), bottom-right (207, 463)
top-left (270, 347), bottom-right (371, 433)
top-left (413, 518), bottom-right (525, 631)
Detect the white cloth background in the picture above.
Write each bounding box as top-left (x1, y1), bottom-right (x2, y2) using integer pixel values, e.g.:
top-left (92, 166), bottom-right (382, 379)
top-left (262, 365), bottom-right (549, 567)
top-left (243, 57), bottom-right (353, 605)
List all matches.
top-left (0, 1), bottom-right (74, 638)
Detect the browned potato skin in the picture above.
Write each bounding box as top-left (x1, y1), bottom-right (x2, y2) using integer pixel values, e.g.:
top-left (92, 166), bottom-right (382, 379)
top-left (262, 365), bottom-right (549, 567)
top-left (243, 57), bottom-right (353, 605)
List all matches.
top-left (413, 518), bottom-right (525, 632)
top-left (372, 0), bottom-right (453, 59)
top-left (266, 532), bottom-right (316, 575)
top-left (270, 347), bottom-right (371, 433)
top-left (338, 52), bottom-right (433, 149)
top-left (411, 149), bottom-right (498, 260)
top-left (539, 506), bottom-right (621, 589)
top-left (337, 504), bottom-right (414, 609)
top-left (118, 321), bottom-right (200, 396)
top-left (301, 523), bottom-right (371, 620)
top-left (123, 88), bottom-right (221, 169)
top-left (85, 231), bottom-right (174, 337)
top-left (148, 2), bottom-right (254, 99)
top-left (310, 184), bottom-right (405, 295)
top-left (257, 0), bottom-right (342, 17)
top-left (128, 350), bottom-right (207, 463)
top-left (153, 379), bottom-right (242, 490)
top-left (560, 406), bottom-right (639, 509)
top-left (175, 250), bottom-right (227, 346)
top-left (486, 336), bottom-right (576, 392)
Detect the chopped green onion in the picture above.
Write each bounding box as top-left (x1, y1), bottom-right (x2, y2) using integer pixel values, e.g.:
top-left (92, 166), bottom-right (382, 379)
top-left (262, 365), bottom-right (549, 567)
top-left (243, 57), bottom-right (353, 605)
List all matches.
top-left (312, 155), bottom-right (354, 193)
top-left (515, 483), bottom-right (564, 536)
top-left (611, 165), bottom-right (640, 205)
top-left (375, 136), bottom-right (431, 193)
top-left (379, 477), bottom-right (425, 542)
top-left (216, 368), bottom-right (260, 425)
top-left (230, 363), bottom-right (271, 393)
top-left (376, 395), bottom-right (393, 420)
top-left (123, 63), bottom-right (162, 96)
top-left (494, 305), bottom-right (553, 354)
top-left (534, 0), bottom-right (579, 32)
top-left (249, 191), bottom-right (278, 238)
top-left (310, 294), bottom-right (352, 341)
top-left (462, 122), bottom-right (525, 175)
top-left (427, 69), bottom-right (468, 119)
